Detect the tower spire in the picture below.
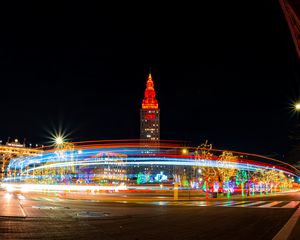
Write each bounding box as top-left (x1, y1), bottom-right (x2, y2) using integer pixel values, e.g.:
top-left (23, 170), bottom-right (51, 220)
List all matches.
top-left (140, 72), bottom-right (160, 144)
top-left (142, 72), bottom-right (158, 110)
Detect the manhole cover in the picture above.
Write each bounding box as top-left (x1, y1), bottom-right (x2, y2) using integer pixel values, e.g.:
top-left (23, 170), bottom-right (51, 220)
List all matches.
top-left (75, 211), bottom-right (110, 218)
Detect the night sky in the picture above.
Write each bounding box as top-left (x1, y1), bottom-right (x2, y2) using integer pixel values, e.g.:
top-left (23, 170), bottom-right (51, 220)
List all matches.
top-left (0, 1), bottom-right (299, 159)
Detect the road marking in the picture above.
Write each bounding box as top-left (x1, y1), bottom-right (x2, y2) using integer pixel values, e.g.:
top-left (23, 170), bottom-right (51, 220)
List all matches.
top-left (272, 205), bottom-right (300, 240)
top-left (17, 194), bottom-right (26, 200)
top-left (228, 201), bottom-right (249, 206)
top-left (133, 200), bottom-right (300, 210)
top-left (216, 201), bottom-right (248, 207)
top-left (233, 201), bottom-right (266, 207)
top-left (16, 194), bottom-right (27, 217)
top-left (281, 201), bottom-right (300, 209)
top-left (258, 201), bottom-right (283, 208)
top-left (194, 201), bottom-right (216, 207)
top-left (215, 201), bottom-right (236, 206)
top-left (19, 204), bottom-right (27, 217)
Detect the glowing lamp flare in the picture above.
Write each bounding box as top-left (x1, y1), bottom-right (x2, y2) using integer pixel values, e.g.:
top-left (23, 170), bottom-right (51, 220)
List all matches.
top-left (295, 103), bottom-right (300, 110)
top-left (55, 136), bottom-right (64, 145)
top-left (182, 148), bottom-right (188, 154)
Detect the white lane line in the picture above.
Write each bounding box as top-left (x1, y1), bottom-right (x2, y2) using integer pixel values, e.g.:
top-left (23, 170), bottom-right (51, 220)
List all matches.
top-left (272, 205), bottom-right (300, 240)
top-left (258, 201), bottom-right (283, 208)
top-left (237, 201), bottom-right (266, 207)
top-left (19, 204), bottom-right (27, 217)
top-left (16, 194), bottom-right (27, 217)
top-left (17, 194), bottom-right (26, 200)
top-left (281, 201), bottom-right (300, 209)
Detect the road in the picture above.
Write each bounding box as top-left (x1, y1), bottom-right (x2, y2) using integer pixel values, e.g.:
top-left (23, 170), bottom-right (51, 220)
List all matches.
top-left (1, 190), bottom-right (300, 239)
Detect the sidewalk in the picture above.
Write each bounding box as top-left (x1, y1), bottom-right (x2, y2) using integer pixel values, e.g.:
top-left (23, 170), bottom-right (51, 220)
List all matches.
top-left (0, 192), bottom-right (26, 217)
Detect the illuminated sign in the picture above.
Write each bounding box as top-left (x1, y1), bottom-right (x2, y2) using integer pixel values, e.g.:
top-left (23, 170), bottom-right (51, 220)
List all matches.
top-left (145, 114), bottom-right (156, 119)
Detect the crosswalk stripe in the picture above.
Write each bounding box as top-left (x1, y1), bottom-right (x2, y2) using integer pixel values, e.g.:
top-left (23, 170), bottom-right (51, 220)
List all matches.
top-left (196, 201), bottom-right (216, 207)
top-left (281, 201), bottom-right (300, 208)
top-left (216, 201), bottom-right (247, 207)
top-left (142, 200), bottom-right (300, 209)
top-left (228, 201), bottom-right (249, 206)
top-left (235, 201), bottom-right (266, 207)
top-left (258, 201), bottom-right (283, 208)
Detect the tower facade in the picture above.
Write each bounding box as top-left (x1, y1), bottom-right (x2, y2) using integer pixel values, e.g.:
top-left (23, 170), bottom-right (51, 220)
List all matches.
top-left (140, 73), bottom-right (160, 145)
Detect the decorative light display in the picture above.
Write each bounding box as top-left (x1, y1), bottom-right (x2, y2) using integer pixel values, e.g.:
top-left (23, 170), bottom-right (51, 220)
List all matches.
top-left (1, 140), bottom-right (299, 196)
top-left (235, 170), bottom-right (248, 197)
top-left (213, 181), bottom-right (219, 192)
top-left (154, 171), bottom-right (168, 182)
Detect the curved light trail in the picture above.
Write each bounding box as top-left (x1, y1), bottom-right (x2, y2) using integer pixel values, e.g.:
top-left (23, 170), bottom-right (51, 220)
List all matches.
top-left (1, 140), bottom-right (299, 195)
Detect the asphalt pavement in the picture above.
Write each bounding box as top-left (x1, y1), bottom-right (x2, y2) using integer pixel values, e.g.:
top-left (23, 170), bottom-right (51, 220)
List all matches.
top-left (1, 190), bottom-right (300, 239)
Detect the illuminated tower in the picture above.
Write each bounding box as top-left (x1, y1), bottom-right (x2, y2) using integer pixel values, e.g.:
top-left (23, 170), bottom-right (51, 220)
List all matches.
top-left (140, 73), bottom-right (160, 145)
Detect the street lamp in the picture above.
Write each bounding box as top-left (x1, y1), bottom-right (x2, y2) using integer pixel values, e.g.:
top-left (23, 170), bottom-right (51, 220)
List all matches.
top-left (295, 103), bottom-right (300, 111)
top-left (55, 136), bottom-right (64, 145)
top-left (182, 148), bottom-right (188, 155)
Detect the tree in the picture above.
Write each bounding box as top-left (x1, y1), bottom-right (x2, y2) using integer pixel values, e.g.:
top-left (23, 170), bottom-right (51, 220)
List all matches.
top-left (218, 151), bottom-right (238, 198)
top-left (195, 140), bottom-right (215, 199)
top-left (201, 167), bottom-right (217, 199)
top-left (137, 172), bottom-right (144, 184)
top-left (235, 170), bottom-right (248, 197)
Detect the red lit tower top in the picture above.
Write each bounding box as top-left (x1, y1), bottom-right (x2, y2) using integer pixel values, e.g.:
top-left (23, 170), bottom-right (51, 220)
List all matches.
top-left (142, 73), bottom-right (159, 110)
top-left (140, 72), bottom-right (160, 144)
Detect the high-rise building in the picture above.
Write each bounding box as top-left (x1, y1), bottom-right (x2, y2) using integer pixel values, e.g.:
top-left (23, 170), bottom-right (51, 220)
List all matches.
top-left (140, 73), bottom-right (160, 145)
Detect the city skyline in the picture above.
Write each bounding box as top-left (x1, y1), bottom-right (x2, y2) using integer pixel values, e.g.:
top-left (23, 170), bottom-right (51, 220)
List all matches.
top-left (2, 2), bottom-right (300, 240)
top-left (0, 1), bottom-right (299, 158)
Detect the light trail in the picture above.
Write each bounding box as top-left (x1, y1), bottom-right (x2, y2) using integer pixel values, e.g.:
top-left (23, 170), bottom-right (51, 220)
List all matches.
top-left (2, 183), bottom-right (128, 193)
top-left (2, 140), bottom-right (299, 195)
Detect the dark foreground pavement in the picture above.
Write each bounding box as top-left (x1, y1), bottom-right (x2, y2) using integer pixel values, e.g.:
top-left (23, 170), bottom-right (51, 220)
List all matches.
top-left (1, 191), bottom-right (300, 240)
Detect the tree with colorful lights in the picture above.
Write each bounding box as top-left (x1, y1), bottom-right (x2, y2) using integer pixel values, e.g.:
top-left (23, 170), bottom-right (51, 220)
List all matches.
top-left (246, 170), bottom-right (257, 196)
top-left (253, 169), bottom-right (267, 195)
top-left (201, 167), bottom-right (217, 199)
top-left (218, 167), bottom-right (236, 198)
top-left (217, 151), bottom-right (238, 198)
top-left (235, 170), bottom-right (248, 197)
top-left (195, 140), bottom-right (215, 198)
top-left (276, 171), bottom-right (286, 191)
top-left (195, 140), bottom-right (213, 161)
top-left (137, 172), bottom-right (144, 184)
top-left (264, 169), bottom-right (279, 194)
